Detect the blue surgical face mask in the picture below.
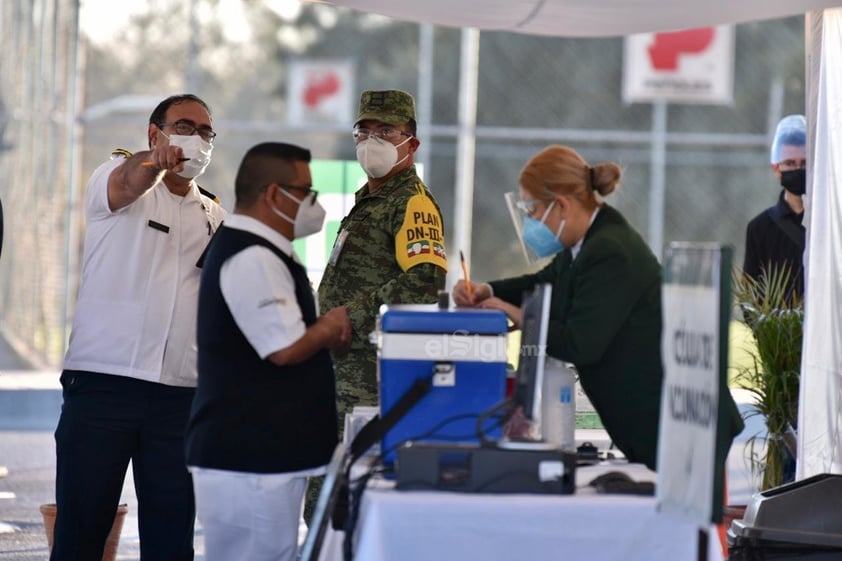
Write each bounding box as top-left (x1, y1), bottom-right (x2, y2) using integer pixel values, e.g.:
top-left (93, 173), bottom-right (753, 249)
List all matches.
top-left (522, 201), bottom-right (565, 258)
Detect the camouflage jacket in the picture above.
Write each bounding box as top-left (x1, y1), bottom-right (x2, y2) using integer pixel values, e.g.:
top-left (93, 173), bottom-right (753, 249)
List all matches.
top-left (318, 166), bottom-right (448, 352)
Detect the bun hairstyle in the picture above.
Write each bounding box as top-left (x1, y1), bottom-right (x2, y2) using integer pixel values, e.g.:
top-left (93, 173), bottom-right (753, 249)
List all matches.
top-left (520, 144), bottom-right (622, 207)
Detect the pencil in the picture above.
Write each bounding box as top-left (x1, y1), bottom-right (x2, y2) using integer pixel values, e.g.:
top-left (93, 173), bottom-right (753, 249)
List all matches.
top-left (141, 157), bottom-right (190, 167)
top-left (460, 250), bottom-right (473, 299)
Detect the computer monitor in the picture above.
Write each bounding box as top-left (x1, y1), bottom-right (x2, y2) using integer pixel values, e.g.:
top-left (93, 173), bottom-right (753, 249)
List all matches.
top-left (512, 283), bottom-right (553, 420)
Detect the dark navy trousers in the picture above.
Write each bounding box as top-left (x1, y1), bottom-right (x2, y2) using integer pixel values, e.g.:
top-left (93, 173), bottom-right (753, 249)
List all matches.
top-left (51, 370), bottom-right (196, 561)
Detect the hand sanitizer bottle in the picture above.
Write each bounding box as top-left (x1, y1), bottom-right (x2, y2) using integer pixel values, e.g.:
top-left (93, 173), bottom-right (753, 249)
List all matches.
top-left (540, 357), bottom-right (577, 450)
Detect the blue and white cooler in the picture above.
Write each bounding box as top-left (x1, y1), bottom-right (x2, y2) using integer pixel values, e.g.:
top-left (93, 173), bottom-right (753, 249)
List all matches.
top-left (376, 304), bottom-right (509, 465)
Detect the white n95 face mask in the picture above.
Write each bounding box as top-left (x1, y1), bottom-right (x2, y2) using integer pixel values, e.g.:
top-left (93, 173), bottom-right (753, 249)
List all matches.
top-left (270, 189), bottom-right (327, 239)
top-left (291, 199), bottom-right (327, 238)
top-left (355, 136), bottom-right (410, 179)
top-left (165, 134), bottom-right (213, 179)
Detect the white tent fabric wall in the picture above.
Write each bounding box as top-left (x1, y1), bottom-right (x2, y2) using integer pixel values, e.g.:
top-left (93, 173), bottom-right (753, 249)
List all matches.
top-left (799, 8), bottom-right (842, 479)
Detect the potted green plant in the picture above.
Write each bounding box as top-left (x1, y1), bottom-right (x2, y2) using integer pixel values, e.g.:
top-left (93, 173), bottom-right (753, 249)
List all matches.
top-left (732, 263), bottom-right (802, 491)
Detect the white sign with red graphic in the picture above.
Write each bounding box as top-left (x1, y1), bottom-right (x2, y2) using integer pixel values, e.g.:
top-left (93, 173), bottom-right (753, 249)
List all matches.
top-left (287, 59), bottom-right (355, 125)
top-left (623, 26), bottom-right (734, 105)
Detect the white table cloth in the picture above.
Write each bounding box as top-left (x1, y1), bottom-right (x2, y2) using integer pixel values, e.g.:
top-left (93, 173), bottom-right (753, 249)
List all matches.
top-left (319, 463), bottom-right (724, 561)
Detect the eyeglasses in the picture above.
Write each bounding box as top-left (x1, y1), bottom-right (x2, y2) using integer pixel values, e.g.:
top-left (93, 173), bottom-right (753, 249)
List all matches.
top-left (278, 184), bottom-right (318, 205)
top-left (778, 159), bottom-right (807, 170)
top-left (515, 199), bottom-right (537, 217)
top-left (352, 127), bottom-right (412, 142)
top-left (158, 119), bottom-right (217, 142)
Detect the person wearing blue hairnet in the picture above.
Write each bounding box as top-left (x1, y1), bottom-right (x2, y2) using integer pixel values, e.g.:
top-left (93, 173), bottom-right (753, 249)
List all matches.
top-left (741, 114), bottom-right (806, 486)
top-left (743, 114), bottom-right (807, 300)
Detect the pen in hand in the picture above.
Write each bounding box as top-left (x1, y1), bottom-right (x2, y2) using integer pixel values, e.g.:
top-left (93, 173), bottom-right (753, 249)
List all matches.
top-left (460, 250), bottom-right (473, 300)
top-left (141, 157), bottom-right (190, 168)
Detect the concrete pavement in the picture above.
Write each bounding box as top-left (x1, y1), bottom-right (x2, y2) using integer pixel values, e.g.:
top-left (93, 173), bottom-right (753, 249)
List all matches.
top-left (0, 331), bottom-right (203, 561)
top-left (0, 367), bottom-right (208, 560)
top-left (0, 331), bottom-right (62, 559)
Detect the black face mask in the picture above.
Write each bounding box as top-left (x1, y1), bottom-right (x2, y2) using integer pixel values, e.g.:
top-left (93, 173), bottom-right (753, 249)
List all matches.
top-left (780, 168), bottom-right (806, 196)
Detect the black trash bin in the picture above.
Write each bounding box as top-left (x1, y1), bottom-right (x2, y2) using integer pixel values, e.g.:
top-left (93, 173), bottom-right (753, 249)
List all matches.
top-left (727, 473), bottom-right (842, 560)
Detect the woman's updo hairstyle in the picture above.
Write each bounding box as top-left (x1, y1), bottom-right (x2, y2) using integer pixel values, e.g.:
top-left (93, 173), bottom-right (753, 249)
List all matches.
top-left (519, 145), bottom-right (622, 207)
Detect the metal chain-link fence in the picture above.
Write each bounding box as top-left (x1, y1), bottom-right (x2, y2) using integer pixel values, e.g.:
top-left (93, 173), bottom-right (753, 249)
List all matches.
top-left (0, 0), bottom-right (805, 367)
top-left (0, 0), bottom-right (80, 367)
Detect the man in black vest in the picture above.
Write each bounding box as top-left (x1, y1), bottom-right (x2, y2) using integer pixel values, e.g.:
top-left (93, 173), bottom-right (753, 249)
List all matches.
top-left (186, 142), bottom-right (351, 561)
top-left (743, 114), bottom-right (807, 300)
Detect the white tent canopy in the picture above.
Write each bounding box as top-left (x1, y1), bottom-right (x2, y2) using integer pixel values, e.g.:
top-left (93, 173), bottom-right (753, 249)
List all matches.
top-left (320, 0), bottom-right (840, 36)
top-left (323, 0), bottom-right (842, 479)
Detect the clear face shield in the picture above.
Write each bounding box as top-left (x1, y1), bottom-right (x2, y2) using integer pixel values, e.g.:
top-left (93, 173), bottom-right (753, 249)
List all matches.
top-left (504, 191), bottom-right (551, 266)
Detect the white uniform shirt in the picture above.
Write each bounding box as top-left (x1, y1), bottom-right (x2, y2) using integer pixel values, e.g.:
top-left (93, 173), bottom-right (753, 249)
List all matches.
top-left (64, 157), bottom-right (226, 387)
top-left (218, 214), bottom-right (307, 359)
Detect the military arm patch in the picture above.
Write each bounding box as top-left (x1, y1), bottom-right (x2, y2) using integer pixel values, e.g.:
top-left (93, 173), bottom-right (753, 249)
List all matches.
top-left (395, 193), bottom-right (448, 272)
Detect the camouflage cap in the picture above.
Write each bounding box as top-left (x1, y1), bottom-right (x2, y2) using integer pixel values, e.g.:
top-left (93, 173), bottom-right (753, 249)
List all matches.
top-left (355, 90), bottom-right (416, 126)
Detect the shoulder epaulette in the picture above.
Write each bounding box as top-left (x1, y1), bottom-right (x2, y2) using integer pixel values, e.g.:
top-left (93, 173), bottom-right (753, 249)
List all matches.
top-left (197, 185), bottom-right (220, 204)
top-left (111, 148), bottom-right (133, 159)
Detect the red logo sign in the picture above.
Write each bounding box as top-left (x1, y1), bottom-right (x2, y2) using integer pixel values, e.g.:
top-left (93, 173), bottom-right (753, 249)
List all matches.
top-left (648, 28), bottom-right (715, 71)
top-left (303, 71), bottom-right (341, 108)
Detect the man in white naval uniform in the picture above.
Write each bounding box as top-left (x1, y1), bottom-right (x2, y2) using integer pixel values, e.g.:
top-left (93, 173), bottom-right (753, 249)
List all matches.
top-left (53, 94), bottom-right (225, 561)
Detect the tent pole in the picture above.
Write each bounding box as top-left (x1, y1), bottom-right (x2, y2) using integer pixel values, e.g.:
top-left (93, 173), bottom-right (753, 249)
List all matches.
top-left (416, 23), bottom-right (434, 177)
top-left (648, 100), bottom-right (667, 261)
top-left (449, 27), bottom-right (480, 290)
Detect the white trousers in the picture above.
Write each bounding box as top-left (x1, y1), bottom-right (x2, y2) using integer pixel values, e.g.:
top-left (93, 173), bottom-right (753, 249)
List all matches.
top-left (191, 468), bottom-right (309, 561)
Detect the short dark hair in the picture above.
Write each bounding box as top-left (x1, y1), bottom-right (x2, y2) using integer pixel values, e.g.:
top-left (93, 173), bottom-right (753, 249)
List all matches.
top-left (148, 94), bottom-right (211, 126)
top-left (235, 142), bottom-right (312, 207)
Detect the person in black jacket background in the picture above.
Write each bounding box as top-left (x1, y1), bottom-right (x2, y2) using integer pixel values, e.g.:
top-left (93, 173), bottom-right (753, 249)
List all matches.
top-left (742, 115), bottom-right (806, 485)
top-left (743, 114), bottom-right (807, 300)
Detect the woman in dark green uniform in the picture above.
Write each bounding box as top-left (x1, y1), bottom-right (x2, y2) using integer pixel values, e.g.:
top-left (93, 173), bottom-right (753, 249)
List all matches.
top-left (455, 144), bottom-right (665, 469)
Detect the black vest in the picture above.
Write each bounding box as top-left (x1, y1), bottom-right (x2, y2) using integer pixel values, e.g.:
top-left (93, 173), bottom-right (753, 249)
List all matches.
top-left (186, 225), bottom-right (338, 473)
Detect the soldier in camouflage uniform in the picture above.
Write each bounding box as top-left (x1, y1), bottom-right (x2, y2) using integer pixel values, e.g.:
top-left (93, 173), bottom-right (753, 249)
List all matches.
top-left (306, 90), bottom-right (447, 522)
top-left (319, 89), bottom-right (448, 423)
